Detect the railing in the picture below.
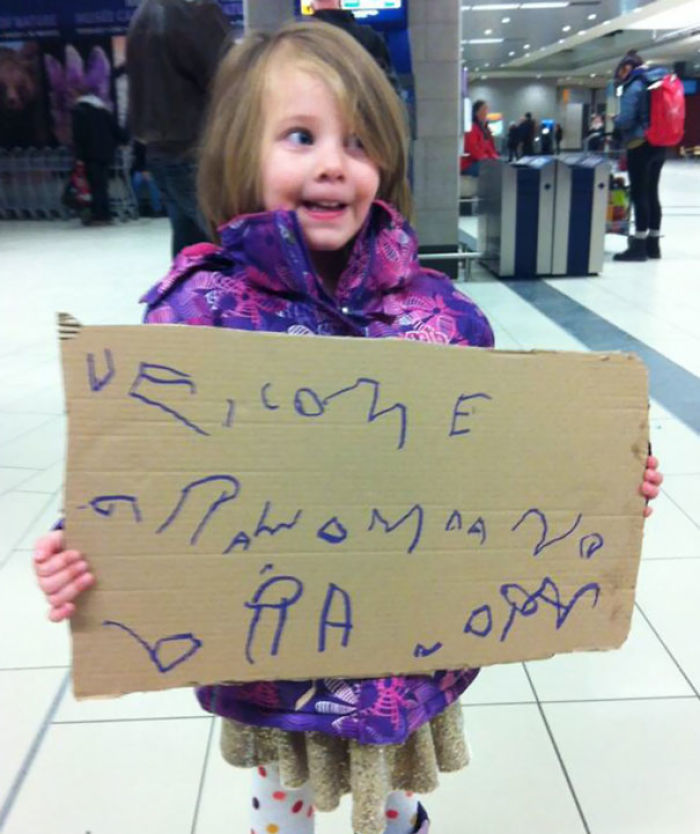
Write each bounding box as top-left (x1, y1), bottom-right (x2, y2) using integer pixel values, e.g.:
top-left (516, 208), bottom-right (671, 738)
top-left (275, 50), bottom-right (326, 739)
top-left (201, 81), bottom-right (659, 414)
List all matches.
top-left (0, 146), bottom-right (138, 221)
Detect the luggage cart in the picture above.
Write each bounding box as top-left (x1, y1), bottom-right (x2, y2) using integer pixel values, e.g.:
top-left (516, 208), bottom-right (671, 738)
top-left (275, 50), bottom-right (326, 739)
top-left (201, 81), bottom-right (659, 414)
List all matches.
top-left (602, 150), bottom-right (630, 236)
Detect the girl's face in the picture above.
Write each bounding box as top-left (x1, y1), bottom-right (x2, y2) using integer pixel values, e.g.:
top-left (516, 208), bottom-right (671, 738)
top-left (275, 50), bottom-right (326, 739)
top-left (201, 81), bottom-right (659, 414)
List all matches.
top-left (260, 63), bottom-right (380, 262)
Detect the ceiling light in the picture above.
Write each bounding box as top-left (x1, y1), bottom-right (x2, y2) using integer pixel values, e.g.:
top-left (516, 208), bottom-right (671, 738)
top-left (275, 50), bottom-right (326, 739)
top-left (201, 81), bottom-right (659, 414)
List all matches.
top-left (508, 50), bottom-right (516, 55)
top-left (590, 73), bottom-right (596, 77)
top-left (461, 5), bottom-right (472, 9)
top-left (520, 2), bottom-right (570, 8)
top-left (484, 62), bottom-right (491, 67)
top-left (602, 19), bottom-right (610, 24)
top-left (484, 28), bottom-right (493, 34)
top-left (578, 29), bottom-right (586, 34)
top-left (537, 74), bottom-right (542, 78)
top-left (465, 37), bottom-right (505, 43)
top-left (587, 13), bottom-right (596, 20)
top-left (558, 38), bottom-right (565, 43)
top-left (501, 16), bottom-right (511, 22)
top-left (471, 3), bottom-right (519, 9)
top-left (523, 43), bottom-right (530, 48)
top-left (562, 24), bottom-right (571, 31)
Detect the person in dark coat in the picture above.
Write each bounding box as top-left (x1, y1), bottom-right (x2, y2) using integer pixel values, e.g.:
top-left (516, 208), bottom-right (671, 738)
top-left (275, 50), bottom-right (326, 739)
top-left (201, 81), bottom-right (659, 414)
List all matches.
top-left (126, 0), bottom-right (231, 255)
top-left (555, 122), bottom-right (563, 154)
top-left (507, 121), bottom-right (519, 161)
top-left (71, 88), bottom-right (125, 224)
top-left (519, 111), bottom-right (536, 156)
top-left (310, 0), bottom-right (400, 93)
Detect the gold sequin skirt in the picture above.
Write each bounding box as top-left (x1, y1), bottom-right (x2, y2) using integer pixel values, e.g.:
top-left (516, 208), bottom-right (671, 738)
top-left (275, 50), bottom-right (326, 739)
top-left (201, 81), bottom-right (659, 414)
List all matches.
top-left (220, 701), bottom-right (469, 834)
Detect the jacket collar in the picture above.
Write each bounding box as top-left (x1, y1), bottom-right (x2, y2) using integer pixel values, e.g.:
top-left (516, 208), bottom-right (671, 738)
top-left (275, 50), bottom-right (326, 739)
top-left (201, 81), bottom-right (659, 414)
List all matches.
top-left (142, 201), bottom-right (421, 311)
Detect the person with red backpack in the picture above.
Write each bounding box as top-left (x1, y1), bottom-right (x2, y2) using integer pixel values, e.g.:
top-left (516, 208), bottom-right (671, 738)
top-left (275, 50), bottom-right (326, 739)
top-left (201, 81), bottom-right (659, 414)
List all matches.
top-left (613, 50), bottom-right (685, 261)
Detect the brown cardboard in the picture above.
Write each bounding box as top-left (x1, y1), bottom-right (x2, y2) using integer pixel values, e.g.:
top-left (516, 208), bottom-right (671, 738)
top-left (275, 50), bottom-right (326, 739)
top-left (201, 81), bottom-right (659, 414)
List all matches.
top-left (60, 323), bottom-right (649, 698)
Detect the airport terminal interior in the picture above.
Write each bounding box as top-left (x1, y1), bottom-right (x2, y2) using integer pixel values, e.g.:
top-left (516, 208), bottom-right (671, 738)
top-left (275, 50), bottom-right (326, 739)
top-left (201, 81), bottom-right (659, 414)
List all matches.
top-left (1, 1), bottom-right (699, 833)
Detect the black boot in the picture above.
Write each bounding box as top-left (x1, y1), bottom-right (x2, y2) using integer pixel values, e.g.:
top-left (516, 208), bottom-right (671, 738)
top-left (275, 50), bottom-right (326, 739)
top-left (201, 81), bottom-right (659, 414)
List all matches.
top-left (613, 236), bottom-right (648, 262)
top-left (646, 235), bottom-right (661, 259)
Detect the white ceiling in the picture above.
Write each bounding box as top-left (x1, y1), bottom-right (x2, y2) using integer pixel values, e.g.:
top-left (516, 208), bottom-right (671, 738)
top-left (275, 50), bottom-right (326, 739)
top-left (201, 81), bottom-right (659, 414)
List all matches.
top-left (461, 0), bottom-right (700, 85)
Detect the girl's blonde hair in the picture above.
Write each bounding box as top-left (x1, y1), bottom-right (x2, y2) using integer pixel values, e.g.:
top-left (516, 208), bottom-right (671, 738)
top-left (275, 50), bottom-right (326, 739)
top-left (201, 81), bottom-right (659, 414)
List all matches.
top-left (197, 21), bottom-right (412, 239)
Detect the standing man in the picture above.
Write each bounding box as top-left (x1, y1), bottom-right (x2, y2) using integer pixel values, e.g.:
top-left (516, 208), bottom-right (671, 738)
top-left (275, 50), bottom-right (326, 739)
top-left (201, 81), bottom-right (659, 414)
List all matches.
top-left (506, 121), bottom-right (519, 161)
top-left (520, 112), bottom-right (536, 156)
top-left (309, 0), bottom-right (400, 93)
top-left (126, 0), bottom-right (231, 257)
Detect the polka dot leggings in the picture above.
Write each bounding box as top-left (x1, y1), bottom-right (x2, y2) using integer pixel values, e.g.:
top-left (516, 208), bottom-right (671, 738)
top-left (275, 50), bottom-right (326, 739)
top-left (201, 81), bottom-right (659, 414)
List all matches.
top-left (251, 764), bottom-right (420, 834)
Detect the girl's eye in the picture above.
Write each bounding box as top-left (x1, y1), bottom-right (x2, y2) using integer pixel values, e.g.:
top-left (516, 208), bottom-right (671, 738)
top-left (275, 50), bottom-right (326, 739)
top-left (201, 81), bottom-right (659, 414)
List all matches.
top-left (286, 129), bottom-right (314, 146)
top-left (347, 134), bottom-right (366, 152)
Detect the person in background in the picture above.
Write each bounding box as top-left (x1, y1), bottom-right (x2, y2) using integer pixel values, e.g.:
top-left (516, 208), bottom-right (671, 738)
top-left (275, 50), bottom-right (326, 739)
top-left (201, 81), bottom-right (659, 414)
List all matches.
top-left (613, 49), bottom-right (667, 261)
top-left (586, 114), bottom-right (605, 152)
top-left (507, 121), bottom-right (519, 161)
top-left (71, 85), bottom-right (125, 225)
top-left (309, 0), bottom-right (401, 93)
top-left (130, 140), bottom-right (163, 217)
top-left (519, 111), bottom-right (536, 156)
top-left (461, 99), bottom-right (499, 177)
top-left (126, 0), bottom-right (231, 257)
top-left (555, 122), bottom-right (563, 154)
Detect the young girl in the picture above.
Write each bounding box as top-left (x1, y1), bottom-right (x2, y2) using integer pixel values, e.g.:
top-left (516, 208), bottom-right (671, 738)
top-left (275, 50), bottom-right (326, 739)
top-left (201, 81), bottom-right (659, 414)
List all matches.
top-left (34, 22), bottom-right (663, 834)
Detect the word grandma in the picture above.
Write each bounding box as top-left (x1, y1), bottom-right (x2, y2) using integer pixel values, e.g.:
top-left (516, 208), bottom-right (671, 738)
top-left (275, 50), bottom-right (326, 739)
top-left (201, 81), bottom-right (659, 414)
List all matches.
top-left (84, 347), bottom-right (494, 448)
top-left (78, 475), bottom-right (605, 560)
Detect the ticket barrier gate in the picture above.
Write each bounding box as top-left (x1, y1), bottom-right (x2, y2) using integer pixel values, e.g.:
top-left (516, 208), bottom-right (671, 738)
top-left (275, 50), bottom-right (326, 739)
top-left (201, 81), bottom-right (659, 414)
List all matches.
top-left (552, 154), bottom-right (610, 276)
top-left (478, 155), bottom-right (610, 278)
top-left (478, 157), bottom-right (556, 278)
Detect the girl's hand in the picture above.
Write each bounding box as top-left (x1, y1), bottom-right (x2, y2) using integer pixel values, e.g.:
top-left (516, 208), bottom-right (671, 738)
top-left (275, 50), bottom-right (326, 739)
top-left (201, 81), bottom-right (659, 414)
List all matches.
top-left (640, 455), bottom-right (663, 518)
top-left (33, 531), bottom-right (95, 622)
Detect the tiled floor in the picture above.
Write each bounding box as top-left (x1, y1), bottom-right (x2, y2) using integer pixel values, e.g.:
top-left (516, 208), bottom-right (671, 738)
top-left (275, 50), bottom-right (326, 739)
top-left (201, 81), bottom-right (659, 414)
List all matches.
top-left (1, 160), bottom-right (699, 833)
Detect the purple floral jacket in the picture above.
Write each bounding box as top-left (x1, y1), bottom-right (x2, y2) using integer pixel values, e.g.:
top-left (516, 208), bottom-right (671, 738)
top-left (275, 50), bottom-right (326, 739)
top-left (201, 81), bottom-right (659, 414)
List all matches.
top-left (141, 201), bottom-right (494, 745)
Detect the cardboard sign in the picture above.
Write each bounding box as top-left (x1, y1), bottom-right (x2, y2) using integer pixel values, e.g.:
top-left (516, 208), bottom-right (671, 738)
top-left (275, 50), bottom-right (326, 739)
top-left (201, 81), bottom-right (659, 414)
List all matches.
top-left (60, 323), bottom-right (649, 698)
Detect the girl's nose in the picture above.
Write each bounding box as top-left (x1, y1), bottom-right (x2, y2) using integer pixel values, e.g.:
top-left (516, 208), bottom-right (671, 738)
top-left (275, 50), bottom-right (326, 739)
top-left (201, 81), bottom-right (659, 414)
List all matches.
top-left (314, 142), bottom-right (346, 181)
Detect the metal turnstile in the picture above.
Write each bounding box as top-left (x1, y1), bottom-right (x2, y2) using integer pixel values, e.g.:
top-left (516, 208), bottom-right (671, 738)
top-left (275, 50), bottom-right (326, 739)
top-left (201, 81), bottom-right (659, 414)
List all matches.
top-left (478, 157), bottom-right (556, 278)
top-left (553, 154), bottom-right (610, 275)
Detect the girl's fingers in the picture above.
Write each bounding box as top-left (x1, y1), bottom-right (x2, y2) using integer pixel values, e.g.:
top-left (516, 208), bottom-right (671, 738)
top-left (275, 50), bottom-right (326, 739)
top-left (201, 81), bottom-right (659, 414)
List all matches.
top-left (38, 561), bottom-right (89, 595)
top-left (645, 468), bottom-right (663, 486)
top-left (35, 550), bottom-right (83, 578)
top-left (33, 530), bottom-right (65, 563)
top-left (47, 572), bottom-right (94, 608)
top-left (48, 602), bottom-right (76, 623)
top-left (640, 482), bottom-right (660, 499)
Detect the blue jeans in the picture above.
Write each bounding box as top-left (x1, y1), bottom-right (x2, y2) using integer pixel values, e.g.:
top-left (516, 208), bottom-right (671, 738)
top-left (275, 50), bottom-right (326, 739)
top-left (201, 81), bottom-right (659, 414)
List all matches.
top-left (147, 154), bottom-right (209, 257)
top-left (132, 171), bottom-right (163, 215)
top-left (465, 161), bottom-right (480, 178)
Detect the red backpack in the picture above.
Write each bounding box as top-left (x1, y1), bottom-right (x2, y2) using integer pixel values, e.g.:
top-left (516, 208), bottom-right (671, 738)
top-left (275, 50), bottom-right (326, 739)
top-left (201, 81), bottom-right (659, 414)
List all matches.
top-left (645, 73), bottom-right (685, 147)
